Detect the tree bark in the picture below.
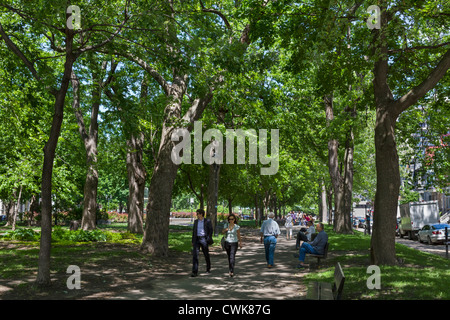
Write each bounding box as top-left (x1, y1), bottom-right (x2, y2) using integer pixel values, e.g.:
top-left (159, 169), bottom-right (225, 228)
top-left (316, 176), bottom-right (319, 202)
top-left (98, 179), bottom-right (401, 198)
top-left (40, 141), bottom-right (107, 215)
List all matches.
top-left (319, 180), bottom-right (328, 223)
top-left (343, 125), bottom-right (355, 232)
top-left (138, 4), bottom-right (247, 255)
top-left (71, 69), bottom-right (101, 231)
top-left (11, 185), bottom-right (23, 231)
top-left (325, 95), bottom-right (353, 234)
top-left (141, 122), bottom-right (180, 256)
top-left (206, 163), bottom-right (220, 234)
top-left (36, 52), bottom-right (77, 286)
top-left (127, 132), bottom-right (146, 234)
top-left (369, 3), bottom-right (450, 265)
top-left (141, 85), bottom-right (214, 256)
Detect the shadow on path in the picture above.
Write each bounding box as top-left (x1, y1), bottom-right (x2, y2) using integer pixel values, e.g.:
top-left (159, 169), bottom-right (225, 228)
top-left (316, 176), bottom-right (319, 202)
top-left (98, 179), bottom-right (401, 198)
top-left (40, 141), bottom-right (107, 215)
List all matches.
top-left (112, 227), bottom-right (308, 300)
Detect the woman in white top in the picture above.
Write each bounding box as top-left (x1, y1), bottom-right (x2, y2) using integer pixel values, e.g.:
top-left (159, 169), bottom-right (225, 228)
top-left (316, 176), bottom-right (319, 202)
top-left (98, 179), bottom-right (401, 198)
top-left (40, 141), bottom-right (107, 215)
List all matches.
top-left (285, 214), bottom-right (293, 240)
top-left (222, 213), bottom-right (242, 277)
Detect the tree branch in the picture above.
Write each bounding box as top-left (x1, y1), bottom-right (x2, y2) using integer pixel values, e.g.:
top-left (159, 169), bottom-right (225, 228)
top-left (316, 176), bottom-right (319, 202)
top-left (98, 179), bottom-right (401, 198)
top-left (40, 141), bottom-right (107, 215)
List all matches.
top-left (0, 23), bottom-right (39, 81)
top-left (388, 42), bottom-right (450, 54)
top-left (99, 49), bottom-right (171, 96)
top-left (199, 0), bottom-right (232, 31)
top-left (0, 22), bottom-right (58, 96)
top-left (393, 48), bottom-right (450, 118)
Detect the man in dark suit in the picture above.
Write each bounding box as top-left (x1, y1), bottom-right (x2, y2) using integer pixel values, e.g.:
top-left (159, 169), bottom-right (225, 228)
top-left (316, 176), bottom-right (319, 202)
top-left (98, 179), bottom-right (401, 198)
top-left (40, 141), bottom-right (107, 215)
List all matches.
top-left (191, 208), bottom-right (213, 277)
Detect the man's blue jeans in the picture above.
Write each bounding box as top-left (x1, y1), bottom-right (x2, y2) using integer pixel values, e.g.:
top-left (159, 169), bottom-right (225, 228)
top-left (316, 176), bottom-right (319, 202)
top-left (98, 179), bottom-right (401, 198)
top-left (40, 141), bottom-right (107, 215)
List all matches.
top-left (264, 236), bottom-right (277, 265)
top-left (299, 242), bottom-right (319, 262)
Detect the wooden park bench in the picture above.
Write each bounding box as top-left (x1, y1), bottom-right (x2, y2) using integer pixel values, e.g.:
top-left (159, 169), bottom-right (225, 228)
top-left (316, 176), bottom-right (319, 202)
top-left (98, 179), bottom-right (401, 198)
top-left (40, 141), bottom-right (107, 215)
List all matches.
top-left (306, 241), bottom-right (329, 267)
top-left (306, 262), bottom-right (345, 300)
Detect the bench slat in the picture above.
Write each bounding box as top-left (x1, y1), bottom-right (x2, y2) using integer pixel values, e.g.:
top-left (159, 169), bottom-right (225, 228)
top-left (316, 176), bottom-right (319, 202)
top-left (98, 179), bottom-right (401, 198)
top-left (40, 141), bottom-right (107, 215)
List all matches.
top-left (305, 262), bottom-right (345, 300)
top-left (320, 283), bottom-right (333, 300)
top-left (306, 282), bottom-right (320, 300)
top-left (333, 262), bottom-right (345, 300)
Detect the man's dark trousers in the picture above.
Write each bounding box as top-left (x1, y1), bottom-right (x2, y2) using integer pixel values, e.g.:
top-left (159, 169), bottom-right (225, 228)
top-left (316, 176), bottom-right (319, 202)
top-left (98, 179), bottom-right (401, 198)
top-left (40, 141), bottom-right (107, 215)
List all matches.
top-left (192, 236), bottom-right (211, 274)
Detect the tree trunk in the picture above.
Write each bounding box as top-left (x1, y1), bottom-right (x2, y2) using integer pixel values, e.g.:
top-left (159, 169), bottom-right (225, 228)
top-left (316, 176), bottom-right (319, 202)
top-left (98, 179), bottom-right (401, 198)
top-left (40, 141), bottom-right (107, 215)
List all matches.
top-left (28, 194), bottom-right (40, 226)
top-left (326, 186), bottom-right (333, 225)
top-left (5, 199), bottom-right (14, 226)
top-left (319, 180), bottom-right (328, 223)
top-left (81, 153), bottom-right (99, 230)
top-left (325, 95), bottom-right (353, 234)
top-left (343, 128), bottom-right (355, 232)
top-left (11, 185), bottom-right (23, 231)
top-left (369, 44), bottom-right (450, 264)
top-left (263, 190), bottom-right (271, 217)
top-left (141, 124), bottom-right (179, 256)
top-left (371, 107), bottom-right (400, 265)
top-left (36, 53), bottom-right (76, 287)
top-left (71, 68), bottom-right (101, 231)
top-left (329, 137), bottom-right (347, 233)
top-left (207, 163), bottom-right (220, 234)
top-left (127, 132), bottom-right (146, 234)
top-left (273, 193), bottom-right (278, 219)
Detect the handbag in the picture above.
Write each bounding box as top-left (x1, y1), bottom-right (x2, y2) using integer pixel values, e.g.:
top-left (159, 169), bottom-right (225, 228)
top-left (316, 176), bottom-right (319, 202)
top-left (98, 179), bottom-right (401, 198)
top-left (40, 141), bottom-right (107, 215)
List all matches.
top-left (221, 222), bottom-right (228, 250)
top-left (221, 236), bottom-right (226, 250)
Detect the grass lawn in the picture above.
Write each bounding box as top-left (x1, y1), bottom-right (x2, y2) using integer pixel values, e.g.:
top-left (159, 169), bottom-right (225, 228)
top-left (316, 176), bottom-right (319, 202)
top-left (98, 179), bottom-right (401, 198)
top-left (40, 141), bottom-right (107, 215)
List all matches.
top-left (0, 222), bottom-right (222, 281)
top-left (1, 222), bottom-right (448, 299)
top-left (302, 225), bottom-right (450, 300)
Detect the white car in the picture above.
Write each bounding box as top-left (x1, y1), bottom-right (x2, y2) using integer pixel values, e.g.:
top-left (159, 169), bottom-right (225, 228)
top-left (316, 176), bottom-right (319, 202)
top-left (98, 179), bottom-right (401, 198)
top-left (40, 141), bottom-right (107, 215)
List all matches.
top-left (417, 224), bottom-right (450, 245)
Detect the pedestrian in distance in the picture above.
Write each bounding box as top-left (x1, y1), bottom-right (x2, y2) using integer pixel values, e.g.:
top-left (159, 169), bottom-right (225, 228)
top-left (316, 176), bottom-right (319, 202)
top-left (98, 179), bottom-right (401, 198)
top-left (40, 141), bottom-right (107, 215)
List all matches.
top-left (222, 213), bottom-right (242, 277)
top-left (285, 213), bottom-right (293, 240)
top-left (296, 222), bottom-right (328, 269)
top-left (260, 212), bottom-right (281, 268)
top-left (191, 208), bottom-right (213, 277)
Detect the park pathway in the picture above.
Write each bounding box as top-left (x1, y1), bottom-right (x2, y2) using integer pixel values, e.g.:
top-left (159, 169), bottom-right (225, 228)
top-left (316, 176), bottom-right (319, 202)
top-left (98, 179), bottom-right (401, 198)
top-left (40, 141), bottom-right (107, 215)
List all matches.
top-left (112, 226), bottom-right (307, 300)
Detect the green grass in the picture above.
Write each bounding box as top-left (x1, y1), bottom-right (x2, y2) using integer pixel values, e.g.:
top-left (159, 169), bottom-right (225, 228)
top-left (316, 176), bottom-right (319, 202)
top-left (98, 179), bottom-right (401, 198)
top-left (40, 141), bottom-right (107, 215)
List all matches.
top-left (0, 223), bottom-right (221, 281)
top-left (302, 225), bottom-right (450, 300)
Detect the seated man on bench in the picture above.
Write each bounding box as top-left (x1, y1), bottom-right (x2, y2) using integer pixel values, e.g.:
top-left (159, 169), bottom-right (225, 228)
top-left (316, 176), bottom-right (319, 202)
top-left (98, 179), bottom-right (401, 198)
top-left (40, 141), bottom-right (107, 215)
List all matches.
top-left (296, 220), bottom-right (315, 250)
top-left (296, 222), bottom-right (328, 269)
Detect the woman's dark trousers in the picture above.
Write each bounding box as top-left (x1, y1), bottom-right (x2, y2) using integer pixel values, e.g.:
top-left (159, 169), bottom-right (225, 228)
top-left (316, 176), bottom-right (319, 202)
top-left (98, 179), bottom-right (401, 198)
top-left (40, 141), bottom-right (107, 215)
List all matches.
top-left (224, 241), bottom-right (238, 273)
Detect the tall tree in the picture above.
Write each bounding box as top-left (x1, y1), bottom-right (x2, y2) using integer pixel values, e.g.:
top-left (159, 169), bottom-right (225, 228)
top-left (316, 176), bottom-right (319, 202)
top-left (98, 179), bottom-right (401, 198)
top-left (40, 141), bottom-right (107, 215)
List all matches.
top-left (71, 57), bottom-right (115, 230)
top-left (369, 1), bottom-right (450, 265)
top-left (102, 1), bottom-right (255, 256)
top-left (0, 0), bottom-right (131, 285)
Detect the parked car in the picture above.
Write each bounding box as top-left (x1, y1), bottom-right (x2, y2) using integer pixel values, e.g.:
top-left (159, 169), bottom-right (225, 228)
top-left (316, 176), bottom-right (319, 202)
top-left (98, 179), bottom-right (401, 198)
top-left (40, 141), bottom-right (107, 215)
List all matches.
top-left (417, 224), bottom-right (450, 245)
top-left (358, 218), bottom-right (367, 229)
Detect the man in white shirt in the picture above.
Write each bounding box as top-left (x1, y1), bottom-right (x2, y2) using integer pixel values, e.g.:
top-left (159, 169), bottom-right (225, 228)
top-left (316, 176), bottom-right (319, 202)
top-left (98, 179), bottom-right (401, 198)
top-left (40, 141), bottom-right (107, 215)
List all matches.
top-left (260, 212), bottom-right (281, 268)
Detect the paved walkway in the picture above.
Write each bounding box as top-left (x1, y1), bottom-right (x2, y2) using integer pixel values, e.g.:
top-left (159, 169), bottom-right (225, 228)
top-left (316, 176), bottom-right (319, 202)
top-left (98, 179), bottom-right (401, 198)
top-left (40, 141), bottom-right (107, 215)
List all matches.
top-left (113, 226), bottom-right (308, 300)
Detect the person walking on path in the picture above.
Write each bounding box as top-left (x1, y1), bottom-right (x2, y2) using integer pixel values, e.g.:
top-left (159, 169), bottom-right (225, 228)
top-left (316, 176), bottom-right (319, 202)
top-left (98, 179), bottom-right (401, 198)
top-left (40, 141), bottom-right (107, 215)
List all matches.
top-left (222, 213), bottom-right (242, 277)
top-left (191, 208), bottom-right (213, 277)
top-left (260, 212), bottom-right (281, 268)
top-left (296, 222), bottom-right (328, 269)
top-left (285, 213), bottom-right (294, 240)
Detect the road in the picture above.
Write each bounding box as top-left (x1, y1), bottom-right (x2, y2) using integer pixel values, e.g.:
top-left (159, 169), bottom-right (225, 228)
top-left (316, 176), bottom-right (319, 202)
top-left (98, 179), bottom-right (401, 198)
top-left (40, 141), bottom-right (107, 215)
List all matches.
top-left (395, 237), bottom-right (449, 259)
top-left (356, 226), bottom-right (449, 259)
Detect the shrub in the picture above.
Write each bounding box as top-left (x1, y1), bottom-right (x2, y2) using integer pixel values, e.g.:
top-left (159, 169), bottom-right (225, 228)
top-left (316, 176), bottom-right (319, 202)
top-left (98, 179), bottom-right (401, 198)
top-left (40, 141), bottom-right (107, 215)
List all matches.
top-left (65, 207), bottom-right (83, 221)
top-left (2, 228), bottom-right (40, 241)
top-left (52, 226), bottom-right (67, 242)
top-left (66, 229), bottom-right (107, 242)
top-left (2, 226), bottom-right (140, 244)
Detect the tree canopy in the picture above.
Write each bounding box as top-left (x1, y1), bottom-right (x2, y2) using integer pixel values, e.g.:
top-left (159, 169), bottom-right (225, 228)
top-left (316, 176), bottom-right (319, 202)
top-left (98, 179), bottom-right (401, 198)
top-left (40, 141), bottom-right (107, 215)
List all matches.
top-left (1, 0), bottom-right (449, 285)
